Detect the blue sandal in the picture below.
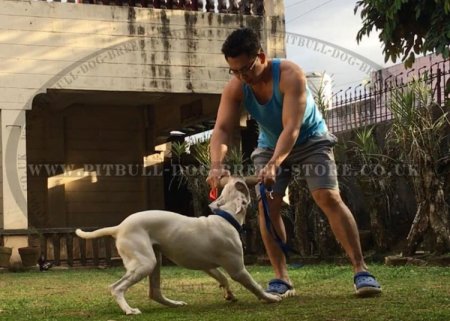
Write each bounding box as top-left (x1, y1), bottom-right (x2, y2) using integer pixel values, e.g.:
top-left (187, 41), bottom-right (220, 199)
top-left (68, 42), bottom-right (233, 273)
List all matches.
top-left (354, 271), bottom-right (382, 297)
top-left (266, 279), bottom-right (296, 297)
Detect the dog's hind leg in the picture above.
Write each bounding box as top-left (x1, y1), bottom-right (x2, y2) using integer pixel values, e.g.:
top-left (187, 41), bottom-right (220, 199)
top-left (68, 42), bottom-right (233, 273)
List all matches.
top-left (204, 268), bottom-right (237, 302)
top-left (149, 246), bottom-right (187, 307)
top-left (110, 238), bottom-right (156, 315)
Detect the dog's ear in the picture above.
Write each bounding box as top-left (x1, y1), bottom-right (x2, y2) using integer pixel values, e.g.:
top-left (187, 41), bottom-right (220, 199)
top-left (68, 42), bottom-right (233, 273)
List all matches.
top-left (235, 181), bottom-right (251, 212)
top-left (234, 181), bottom-right (250, 198)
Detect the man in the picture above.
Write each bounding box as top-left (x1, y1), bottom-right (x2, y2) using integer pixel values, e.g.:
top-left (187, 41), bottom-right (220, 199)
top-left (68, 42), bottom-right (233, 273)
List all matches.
top-left (206, 27), bottom-right (381, 297)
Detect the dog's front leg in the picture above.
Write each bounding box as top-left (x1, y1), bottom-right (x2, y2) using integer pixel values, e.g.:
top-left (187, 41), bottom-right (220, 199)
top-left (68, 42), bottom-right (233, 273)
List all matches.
top-left (149, 247), bottom-right (187, 307)
top-left (226, 268), bottom-right (281, 303)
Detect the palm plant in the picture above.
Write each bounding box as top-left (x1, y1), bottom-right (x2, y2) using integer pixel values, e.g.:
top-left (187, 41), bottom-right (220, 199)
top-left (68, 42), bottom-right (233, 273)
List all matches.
top-left (350, 126), bottom-right (391, 251)
top-left (170, 138), bottom-right (251, 218)
top-left (170, 139), bottom-right (210, 217)
top-left (190, 140), bottom-right (210, 167)
top-left (171, 141), bottom-right (188, 164)
top-left (311, 72), bottom-right (332, 119)
top-left (168, 140), bottom-right (190, 189)
top-left (386, 79), bottom-right (450, 255)
top-left (225, 147), bottom-right (249, 176)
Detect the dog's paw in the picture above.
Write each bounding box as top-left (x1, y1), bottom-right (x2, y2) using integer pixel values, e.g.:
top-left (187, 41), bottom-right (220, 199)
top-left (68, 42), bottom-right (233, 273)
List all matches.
top-left (169, 300), bottom-right (187, 307)
top-left (224, 292), bottom-right (238, 302)
top-left (262, 293), bottom-right (282, 303)
top-left (223, 289), bottom-right (237, 302)
top-left (125, 308), bottom-right (142, 315)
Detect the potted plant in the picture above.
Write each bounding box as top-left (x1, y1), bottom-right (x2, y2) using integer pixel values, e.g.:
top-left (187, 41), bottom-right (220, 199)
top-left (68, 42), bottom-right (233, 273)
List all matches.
top-left (18, 227), bottom-right (42, 267)
top-left (0, 245), bottom-right (12, 268)
top-left (18, 246), bottom-right (40, 267)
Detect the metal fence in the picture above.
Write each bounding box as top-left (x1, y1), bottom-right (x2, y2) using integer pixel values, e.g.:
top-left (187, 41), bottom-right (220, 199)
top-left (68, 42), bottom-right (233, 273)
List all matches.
top-left (326, 58), bottom-right (450, 133)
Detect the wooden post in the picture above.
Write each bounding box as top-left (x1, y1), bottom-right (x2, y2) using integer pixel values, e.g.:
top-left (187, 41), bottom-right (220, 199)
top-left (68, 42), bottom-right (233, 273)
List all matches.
top-left (52, 234), bottom-right (61, 266)
top-left (79, 238), bottom-right (87, 266)
top-left (66, 234), bottom-right (74, 267)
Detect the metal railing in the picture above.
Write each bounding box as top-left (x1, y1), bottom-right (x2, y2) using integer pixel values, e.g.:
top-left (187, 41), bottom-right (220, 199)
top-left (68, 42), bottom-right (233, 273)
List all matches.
top-left (326, 58), bottom-right (449, 133)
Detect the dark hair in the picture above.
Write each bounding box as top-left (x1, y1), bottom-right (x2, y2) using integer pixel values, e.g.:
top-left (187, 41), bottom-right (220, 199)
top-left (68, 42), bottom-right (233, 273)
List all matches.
top-left (221, 28), bottom-right (261, 59)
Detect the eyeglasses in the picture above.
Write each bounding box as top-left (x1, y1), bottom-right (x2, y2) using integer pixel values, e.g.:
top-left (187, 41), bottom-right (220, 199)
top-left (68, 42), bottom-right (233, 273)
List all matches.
top-left (228, 56), bottom-right (259, 76)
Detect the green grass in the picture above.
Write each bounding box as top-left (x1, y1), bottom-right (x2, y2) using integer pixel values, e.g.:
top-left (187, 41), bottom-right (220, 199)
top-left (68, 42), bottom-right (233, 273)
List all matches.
top-left (1, 264), bottom-right (449, 321)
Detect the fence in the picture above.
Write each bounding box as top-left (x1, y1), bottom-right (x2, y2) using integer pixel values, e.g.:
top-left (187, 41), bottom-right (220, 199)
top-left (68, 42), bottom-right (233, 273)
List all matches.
top-left (326, 58), bottom-right (450, 133)
top-left (36, 0), bottom-right (265, 15)
top-left (0, 228), bottom-right (119, 267)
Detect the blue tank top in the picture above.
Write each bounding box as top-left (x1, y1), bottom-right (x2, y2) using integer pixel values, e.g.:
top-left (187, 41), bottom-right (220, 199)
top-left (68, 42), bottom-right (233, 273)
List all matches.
top-left (243, 59), bottom-right (327, 149)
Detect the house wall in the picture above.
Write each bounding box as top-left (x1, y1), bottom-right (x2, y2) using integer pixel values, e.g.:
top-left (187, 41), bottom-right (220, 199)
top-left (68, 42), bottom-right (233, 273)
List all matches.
top-left (0, 0), bottom-right (286, 261)
top-left (27, 104), bottom-right (151, 228)
top-left (0, 0), bottom-right (285, 111)
top-left (0, 111), bottom-right (2, 229)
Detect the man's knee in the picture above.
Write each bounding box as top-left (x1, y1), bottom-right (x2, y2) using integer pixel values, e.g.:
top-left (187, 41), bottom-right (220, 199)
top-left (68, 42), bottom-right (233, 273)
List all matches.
top-left (311, 188), bottom-right (342, 210)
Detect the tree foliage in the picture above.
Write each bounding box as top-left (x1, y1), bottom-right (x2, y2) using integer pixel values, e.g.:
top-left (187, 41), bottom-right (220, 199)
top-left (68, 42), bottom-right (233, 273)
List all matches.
top-left (355, 0), bottom-right (450, 68)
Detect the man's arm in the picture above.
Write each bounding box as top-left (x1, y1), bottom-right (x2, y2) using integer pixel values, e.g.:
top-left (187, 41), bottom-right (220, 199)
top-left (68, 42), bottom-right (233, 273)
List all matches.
top-left (260, 61), bottom-right (307, 185)
top-left (208, 78), bottom-right (243, 187)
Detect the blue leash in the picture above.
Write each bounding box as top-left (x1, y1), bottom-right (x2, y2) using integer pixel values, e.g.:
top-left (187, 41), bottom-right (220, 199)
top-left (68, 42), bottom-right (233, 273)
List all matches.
top-left (259, 183), bottom-right (291, 258)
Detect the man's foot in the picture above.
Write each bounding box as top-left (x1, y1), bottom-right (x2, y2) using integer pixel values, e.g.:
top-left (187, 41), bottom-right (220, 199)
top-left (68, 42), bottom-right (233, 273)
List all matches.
top-left (265, 279), bottom-right (296, 298)
top-left (354, 271), bottom-right (382, 297)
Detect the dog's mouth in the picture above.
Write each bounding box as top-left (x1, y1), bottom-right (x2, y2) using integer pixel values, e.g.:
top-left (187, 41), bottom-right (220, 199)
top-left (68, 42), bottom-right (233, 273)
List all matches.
top-left (208, 176), bottom-right (252, 215)
top-left (208, 201), bottom-right (220, 212)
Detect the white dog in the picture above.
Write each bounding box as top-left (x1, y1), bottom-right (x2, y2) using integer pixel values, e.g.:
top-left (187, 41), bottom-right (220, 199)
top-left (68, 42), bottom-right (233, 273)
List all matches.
top-left (76, 177), bottom-right (281, 315)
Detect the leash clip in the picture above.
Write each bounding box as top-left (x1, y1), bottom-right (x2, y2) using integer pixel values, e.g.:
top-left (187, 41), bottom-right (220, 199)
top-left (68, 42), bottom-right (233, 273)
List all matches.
top-left (267, 188), bottom-right (274, 200)
top-left (255, 183), bottom-right (274, 200)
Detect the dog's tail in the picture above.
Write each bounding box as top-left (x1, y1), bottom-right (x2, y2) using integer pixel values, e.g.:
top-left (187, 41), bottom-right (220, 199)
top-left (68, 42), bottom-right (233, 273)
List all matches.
top-left (75, 226), bottom-right (118, 239)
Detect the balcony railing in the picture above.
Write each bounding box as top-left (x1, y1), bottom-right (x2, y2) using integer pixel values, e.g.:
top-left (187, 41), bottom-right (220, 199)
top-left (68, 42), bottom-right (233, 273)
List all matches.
top-left (1, 228), bottom-right (119, 267)
top-left (37, 0), bottom-right (265, 15)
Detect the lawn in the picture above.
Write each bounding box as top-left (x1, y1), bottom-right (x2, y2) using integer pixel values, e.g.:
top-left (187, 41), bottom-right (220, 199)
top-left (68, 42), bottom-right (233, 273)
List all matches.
top-left (0, 264), bottom-right (449, 321)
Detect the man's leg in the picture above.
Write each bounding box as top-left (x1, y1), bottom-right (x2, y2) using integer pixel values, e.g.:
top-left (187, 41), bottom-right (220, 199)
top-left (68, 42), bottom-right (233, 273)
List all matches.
top-left (258, 194), bottom-right (291, 283)
top-left (288, 133), bottom-right (380, 295)
top-left (251, 147), bottom-right (294, 294)
top-left (311, 188), bottom-right (382, 296)
top-left (310, 188), bottom-right (366, 272)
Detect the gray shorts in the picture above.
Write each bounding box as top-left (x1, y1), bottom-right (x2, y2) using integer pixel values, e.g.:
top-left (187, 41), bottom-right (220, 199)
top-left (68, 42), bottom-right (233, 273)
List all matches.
top-left (250, 132), bottom-right (339, 196)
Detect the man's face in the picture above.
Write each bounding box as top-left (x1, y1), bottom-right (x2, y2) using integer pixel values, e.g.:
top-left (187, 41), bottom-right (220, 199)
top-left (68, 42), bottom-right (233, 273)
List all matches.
top-left (226, 53), bottom-right (261, 84)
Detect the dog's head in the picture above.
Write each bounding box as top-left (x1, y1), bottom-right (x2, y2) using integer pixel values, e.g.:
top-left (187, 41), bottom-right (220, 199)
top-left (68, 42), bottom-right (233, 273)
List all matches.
top-left (208, 176), bottom-right (251, 216)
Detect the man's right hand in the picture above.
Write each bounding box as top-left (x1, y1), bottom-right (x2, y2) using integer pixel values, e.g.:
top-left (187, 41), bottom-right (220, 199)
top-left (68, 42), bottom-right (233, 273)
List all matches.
top-left (206, 168), bottom-right (231, 189)
top-left (257, 163), bottom-right (278, 188)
